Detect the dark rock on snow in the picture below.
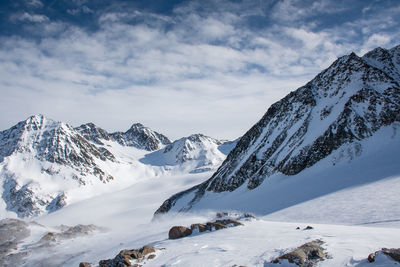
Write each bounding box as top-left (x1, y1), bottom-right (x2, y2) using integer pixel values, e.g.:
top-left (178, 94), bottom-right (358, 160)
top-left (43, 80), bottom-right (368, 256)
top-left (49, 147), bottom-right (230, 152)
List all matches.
top-left (272, 239), bottom-right (327, 266)
top-left (368, 248), bottom-right (400, 263)
top-left (168, 226), bottom-right (193, 239)
top-left (99, 245), bottom-right (156, 267)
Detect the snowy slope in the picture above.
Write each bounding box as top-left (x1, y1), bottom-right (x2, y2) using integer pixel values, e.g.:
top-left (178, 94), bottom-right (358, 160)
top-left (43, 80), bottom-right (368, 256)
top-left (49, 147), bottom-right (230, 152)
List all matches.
top-left (140, 134), bottom-right (236, 174)
top-left (0, 116), bottom-right (171, 218)
top-left (0, 115), bottom-right (122, 217)
top-left (4, 165), bottom-right (400, 267)
top-left (156, 44), bottom-right (400, 215)
top-left (0, 115), bottom-right (233, 218)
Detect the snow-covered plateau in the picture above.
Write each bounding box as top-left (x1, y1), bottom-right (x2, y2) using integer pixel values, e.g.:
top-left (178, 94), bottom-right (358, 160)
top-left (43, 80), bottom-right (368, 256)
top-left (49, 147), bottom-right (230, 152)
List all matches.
top-left (1, 45), bottom-right (400, 267)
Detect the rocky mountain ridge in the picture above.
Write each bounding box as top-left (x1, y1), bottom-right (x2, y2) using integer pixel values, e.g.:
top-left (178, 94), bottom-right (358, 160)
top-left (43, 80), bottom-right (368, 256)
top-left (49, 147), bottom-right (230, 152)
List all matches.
top-left (75, 122), bottom-right (171, 151)
top-left (155, 44), bottom-right (400, 215)
top-left (141, 134), bottom-right (236, 173)
top-left (0, 115), bottom-right (232, 218)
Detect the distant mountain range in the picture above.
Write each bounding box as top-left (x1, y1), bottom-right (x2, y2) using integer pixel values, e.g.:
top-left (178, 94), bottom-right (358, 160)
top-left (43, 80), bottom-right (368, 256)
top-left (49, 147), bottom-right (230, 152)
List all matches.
top-left (0, 115), bottom-right (234, 218)
top-left (155, 44), bottom-right (400, 215)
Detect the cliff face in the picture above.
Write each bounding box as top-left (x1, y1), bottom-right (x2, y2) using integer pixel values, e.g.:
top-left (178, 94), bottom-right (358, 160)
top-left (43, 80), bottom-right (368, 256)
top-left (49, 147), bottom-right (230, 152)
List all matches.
top-left (155, 45), bottom-right (400, 215)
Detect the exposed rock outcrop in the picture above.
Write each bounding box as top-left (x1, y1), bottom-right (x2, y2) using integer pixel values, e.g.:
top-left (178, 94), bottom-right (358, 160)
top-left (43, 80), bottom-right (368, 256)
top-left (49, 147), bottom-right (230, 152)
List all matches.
top-left (272, 239), bottom-right (327, 266)
top-left (98, 245), bottom-right (157, 267)
top-left (168, 226), bottom-right (192, 239)
top-left (368, 248), bottom-right (400, 263)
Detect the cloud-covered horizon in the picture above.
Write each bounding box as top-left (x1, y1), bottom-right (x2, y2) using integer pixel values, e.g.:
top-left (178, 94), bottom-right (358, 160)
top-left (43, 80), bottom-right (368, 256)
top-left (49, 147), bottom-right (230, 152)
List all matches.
top-left (1, 0), bottom-right (399, 140)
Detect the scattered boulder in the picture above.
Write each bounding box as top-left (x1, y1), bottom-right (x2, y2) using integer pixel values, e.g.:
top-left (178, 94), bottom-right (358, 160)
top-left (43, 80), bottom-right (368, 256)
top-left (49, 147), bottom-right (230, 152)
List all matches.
top-left (367, 248), bottom-right (400, 263)
top-left (243, 213), bottom-right (256, 219)
top-left (368, 252), bottom-right (376, 262)
top-left (296, 227), bottom-right (301, 230)
top-left (304, 226), bottom-right (314, 230)
top-left (190, 223), bottom-right (209, 233)
top-left (272, 239), bottom-right (326, 266)
top-left (99, 245), bottom-right (157, 267)
top-left (216, 212), bottom-right (229, 218)
top-left (169, 212), bottom-right (247, 239)
top-left (206, 222), bottom-right (229, 231)
top-left (382, 248), bottom-right (400, 262)
top-left (79, 262), bottom-right (92, 267)
top-left (168, 226), bottom-right (192, 239)
top-left (215, 219), bottom-right (243, 227)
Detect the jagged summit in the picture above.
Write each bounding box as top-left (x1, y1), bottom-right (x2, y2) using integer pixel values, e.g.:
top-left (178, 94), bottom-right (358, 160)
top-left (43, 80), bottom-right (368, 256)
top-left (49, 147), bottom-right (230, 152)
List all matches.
top-left (0, 115), bottom-right (187, 218)
top-left (0, 115), bottom-right (117, 217)
top-left (141, 133), bottom-right (234, 173)
top-left (75, 122), bottom-right (111, 145)
top-left (75, 122), bottom-right (171, 151)
top-left (110, 123), bottom-right (171, 151)
top-left (155, 44), bottom-right (400, 215)
top-left (362, 45), bottom-right (400, 82)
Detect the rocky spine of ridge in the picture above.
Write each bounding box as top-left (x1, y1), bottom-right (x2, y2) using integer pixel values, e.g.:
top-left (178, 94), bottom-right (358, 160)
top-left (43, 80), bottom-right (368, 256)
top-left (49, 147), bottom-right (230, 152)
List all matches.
top-left (109, 123), bottom-right (171, 151)
top-left (155, 44), bottom-right (400, 215)
top-left (75, 123), bottom-right (112, 145)
top-left (0, 115), bottom-right (116, 179)
top-left (0, 115), bottom-right (117, 217)
top-left (76, 122), bottom-right (171, 151)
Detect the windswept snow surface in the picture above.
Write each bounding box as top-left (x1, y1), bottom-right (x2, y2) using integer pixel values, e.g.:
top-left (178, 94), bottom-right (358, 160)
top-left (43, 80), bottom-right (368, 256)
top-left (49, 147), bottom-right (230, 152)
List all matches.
top-left (17, 123), bottom-right (400, 266)
top-left (19, 168), bottom-right (400, 267)
top-left (168, 124), bottom-right (400, 226)
top-left (2, 124), bottom-right (400, 266)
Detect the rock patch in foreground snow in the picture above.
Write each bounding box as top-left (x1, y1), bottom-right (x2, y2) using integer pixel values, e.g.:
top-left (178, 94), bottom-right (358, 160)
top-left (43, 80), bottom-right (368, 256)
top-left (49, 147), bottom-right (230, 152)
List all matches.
top-left (272, 239), bottom-right (327, 266)
top-left (368, 248), bottom-right (400, 263)
top-left (168, 212), bottom-right (251, 239)
top-left (38, 224), bottom-right (107, 247)
top-left (0, 218), bottom-right (31, 265)
top-left (168, 226), bottom-right (192, 239)
top-left (98, 245), bottom-right (159, 267)
top-left (0, 218), bottom-right (106, 266)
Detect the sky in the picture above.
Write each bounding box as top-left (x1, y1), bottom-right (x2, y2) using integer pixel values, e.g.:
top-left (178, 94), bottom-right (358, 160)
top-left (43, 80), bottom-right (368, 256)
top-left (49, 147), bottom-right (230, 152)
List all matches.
top-left (0, 0), bottom-right (399, 140)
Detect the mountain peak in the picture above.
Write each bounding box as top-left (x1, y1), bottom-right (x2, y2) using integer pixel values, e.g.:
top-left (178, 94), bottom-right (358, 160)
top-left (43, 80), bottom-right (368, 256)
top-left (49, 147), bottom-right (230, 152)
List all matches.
top-left (109, 123), bottom-right (171, 151)
top-left (155, 45), bottom-right (400, 215)
top-left (22, 114), bottom-right (60, 130)
top-left (141, 133), bottom-right (231, 173)
top-left (75, 122), bottom-right (111, 145)
top-left (129, 123), bottom-right (144, 129)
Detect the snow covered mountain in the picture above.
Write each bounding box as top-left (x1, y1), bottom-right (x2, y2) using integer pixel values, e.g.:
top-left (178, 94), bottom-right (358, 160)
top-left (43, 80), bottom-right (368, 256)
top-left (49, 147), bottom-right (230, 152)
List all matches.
top-left (0, 116), bottom-right (232, 218)
top-left (0, 115), bottom-right (118, 217)
top-left (155, 44), bottom-right (400, 215)
top-left (109, 123), bottom-right (171, 151)
top-left (76, 122), bottom-right (171, 151)
top-left (141, 134), bottom-right (236, 173)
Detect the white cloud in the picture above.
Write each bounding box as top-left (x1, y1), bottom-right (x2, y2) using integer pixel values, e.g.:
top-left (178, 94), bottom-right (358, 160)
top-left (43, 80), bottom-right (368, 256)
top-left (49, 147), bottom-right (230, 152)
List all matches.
top-left (25, 0), bottom-right (43, 8)
top-left (11, 12), bottom-right (49, 23)
top-left (360, 34), bottom-right (392, 54)
top-left (1, 0), bottom-right (400, 140)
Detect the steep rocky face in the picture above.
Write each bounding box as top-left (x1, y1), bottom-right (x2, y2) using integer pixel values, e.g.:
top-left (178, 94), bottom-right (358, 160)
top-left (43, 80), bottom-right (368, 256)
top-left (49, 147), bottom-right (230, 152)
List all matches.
top-left (75, 123), bottom-right (112, 145)
top-left (0, 115), bottom-right (116, 180)
top-left (110, 123), bottom-right (171, 151)
top-left (141, 134), bottom-right (234, 173)
top-left (0, 115), bottom-right (117, 217)
top-left (155, 45), bottom-right (400, 215)
top-left (76, 122), bottom-right (171, 151)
